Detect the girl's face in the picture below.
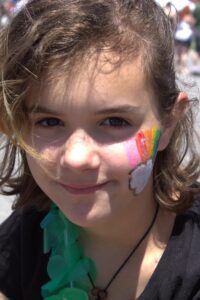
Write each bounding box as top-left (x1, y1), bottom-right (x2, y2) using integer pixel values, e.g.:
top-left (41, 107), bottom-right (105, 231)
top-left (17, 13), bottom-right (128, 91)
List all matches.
top-left (25, 56), bottom-right (164, 227)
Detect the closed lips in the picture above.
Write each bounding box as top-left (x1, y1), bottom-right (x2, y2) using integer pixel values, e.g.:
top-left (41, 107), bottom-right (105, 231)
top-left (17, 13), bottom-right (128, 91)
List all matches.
top-left (59, 182), bottom-right (109, 194)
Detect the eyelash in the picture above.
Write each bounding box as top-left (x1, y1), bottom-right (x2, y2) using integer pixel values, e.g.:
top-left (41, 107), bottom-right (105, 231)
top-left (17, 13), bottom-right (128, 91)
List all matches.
top-left (100, 117), bottom-right (130, 128)
top-left (34, 117), bottom-right (130, 129)
top-left (35, 117), bottom-right (64, 127)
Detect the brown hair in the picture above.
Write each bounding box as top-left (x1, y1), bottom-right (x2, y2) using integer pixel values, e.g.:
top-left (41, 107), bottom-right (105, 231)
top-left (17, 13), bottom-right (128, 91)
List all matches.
top-left (0, 0), bottom-right (199, 212)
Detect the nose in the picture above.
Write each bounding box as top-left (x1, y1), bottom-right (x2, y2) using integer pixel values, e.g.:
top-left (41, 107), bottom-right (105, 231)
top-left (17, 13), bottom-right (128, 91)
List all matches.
top-left (60, 131), bottom-right (100, 171)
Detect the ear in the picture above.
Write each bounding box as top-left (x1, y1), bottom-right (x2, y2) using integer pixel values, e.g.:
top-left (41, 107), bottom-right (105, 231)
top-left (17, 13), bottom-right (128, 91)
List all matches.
top-left (158, 92), bottom-right (189, 151)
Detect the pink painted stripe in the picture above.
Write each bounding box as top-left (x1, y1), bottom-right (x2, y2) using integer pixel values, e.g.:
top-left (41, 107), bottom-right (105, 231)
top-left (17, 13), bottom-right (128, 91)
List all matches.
top-left (125, 139), bottom-right (141, 168)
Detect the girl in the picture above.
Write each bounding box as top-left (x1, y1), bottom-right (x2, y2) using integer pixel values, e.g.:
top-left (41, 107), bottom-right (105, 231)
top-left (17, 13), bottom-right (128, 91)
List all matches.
top-left (0, 1), bottom-right (200, 299)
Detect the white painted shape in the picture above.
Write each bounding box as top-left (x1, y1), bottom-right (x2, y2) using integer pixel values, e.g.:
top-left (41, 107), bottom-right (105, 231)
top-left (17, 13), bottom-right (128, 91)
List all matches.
top-left (129, 159), bottom-right (153, 194)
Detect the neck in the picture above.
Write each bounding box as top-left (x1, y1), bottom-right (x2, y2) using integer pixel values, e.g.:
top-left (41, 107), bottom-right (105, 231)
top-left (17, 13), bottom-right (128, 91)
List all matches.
top-left (79, 201), bottom-right (175, 299)
top-left (80, 194), bottom-right (158, 253)
top-left (41, 195), bottom-right (176, 300)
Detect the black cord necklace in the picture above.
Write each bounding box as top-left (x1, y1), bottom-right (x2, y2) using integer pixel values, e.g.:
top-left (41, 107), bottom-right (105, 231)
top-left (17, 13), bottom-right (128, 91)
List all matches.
top-left (88, 204), bottom-right (159, 300)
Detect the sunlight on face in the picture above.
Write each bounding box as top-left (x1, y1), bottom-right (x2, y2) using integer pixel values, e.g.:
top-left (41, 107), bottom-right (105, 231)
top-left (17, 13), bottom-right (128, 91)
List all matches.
top-left (25, 54), bottom-right (163, 227)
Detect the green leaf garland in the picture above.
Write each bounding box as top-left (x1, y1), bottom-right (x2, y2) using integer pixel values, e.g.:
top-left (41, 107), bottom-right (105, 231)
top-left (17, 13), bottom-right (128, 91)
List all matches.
top-left (40, 204), bottom-right (96, 299)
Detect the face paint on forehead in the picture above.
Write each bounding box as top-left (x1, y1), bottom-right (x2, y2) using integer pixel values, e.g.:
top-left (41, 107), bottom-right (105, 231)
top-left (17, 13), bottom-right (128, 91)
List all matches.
top-left (125, 128), bottom-right (161, 195)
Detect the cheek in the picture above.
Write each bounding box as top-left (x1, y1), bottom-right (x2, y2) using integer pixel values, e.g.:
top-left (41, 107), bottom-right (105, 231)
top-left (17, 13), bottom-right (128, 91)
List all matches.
top-left (26, 154), bottom-right (58, 202)
top-left (124, 128), bottom-right (161, 167)
top-left (25, 145), bottom-right (62, 182)
top-left (125, 139), bottom-right (141, 169)
top-left (103, 128), bottom-right (159, 173)
top-left (26, 155), bottom-right (46, 187)
top-left (123, 127), bottom-right (161, 194)
top-left (40, 145), bottom-right (61, 163)
top-left (129, 160), bottom-right (153, 194)
top-left (25, 129), bottom-right (64, 162)
top-left (103, 143), bottom-right (131, 170)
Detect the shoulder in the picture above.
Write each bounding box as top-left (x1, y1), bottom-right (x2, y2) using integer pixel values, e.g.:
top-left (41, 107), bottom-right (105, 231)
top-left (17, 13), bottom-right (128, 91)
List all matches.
top-left (140, 194), bottom-right (200, 300)
top-left (189, 191), bottom-right (200, 216)
top-left (0, 206), bottom-right (48, 300)
top-left (174, 191), bottom-right (200, 242)
top-left (180, 189), bottom-right (200, 226)
top-left (0, 206), bottom-right (47, 246)
top-left (0, 205), bottom-right (48, 261)
top-left (164, 193), bottom-right (200, 298)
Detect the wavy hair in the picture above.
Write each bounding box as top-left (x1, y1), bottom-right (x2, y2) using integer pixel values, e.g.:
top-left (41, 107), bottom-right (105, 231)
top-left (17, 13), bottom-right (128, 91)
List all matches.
top-left (0, 0), bottom-right (200, 212)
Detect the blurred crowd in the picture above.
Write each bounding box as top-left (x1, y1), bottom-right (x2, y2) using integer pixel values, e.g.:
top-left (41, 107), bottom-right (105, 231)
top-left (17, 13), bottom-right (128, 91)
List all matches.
top-left (163, 0), bottom-right (200, 75)
top-left (0, 0), bottom-right (27, 26)
top-left (0, 0), bottom-right (200, 75)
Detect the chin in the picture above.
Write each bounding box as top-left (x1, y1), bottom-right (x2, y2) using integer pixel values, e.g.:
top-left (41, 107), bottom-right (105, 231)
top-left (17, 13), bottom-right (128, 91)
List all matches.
top-left (52, 192), bottom-right (112, 227)
top-left (61, 205), bottom-right (111, 228)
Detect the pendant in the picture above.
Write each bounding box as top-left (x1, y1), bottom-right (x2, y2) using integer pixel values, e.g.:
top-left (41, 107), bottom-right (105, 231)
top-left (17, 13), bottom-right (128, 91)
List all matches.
top-left (91, 287), bottom-right (108, 299)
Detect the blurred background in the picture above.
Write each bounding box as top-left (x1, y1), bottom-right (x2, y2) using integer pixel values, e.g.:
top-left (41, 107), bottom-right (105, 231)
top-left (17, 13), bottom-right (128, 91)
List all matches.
top-left (0, 0), bottom-right (28, 26)
top-left (0, 0), bottom-right (200, 224)
top-left (157, 0), bottom-right (200, 75)
top-left (0, 0), bottom-right (200, 75)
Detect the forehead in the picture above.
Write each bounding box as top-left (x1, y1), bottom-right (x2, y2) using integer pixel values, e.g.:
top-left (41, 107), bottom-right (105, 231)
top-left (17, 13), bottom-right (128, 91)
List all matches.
top-left (28, 53), bottom-right (157, 113)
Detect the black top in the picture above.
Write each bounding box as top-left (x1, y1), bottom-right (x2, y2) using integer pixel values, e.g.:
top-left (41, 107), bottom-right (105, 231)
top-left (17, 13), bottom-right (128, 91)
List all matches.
top-left (1, 199), bottom-right (200, 300)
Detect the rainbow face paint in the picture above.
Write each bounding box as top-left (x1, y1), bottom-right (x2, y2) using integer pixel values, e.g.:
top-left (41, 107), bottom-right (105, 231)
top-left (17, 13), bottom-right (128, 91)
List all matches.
top-left (125, 128), bottom-right (161, 194)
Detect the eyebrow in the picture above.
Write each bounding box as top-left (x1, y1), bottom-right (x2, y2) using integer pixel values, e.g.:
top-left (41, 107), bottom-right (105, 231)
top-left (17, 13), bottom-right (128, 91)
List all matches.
top-left (26, 104), bottom-right (141, 115)
top-left (94, 105), bottom-right (141, 115)
top-left (26, 105), bottom-right (61, 115)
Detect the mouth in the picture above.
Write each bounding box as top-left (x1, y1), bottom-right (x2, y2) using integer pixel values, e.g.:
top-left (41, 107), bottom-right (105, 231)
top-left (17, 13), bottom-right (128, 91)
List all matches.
top-left (59, 182), bottom-right (109, 195)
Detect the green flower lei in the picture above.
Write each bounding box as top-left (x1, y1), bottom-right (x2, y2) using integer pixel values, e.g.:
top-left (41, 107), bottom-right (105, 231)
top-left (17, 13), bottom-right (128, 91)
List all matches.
top-left (40, 204), bottom-right (96, 300)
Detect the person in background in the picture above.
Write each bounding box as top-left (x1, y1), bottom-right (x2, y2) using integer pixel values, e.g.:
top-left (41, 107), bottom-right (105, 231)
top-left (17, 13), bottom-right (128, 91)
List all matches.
top-left (0, 3), bottom-right (9, 27)
top-left (175, 7), bottom-right (196, 74)
top-left (193, 0), bottom-right (200, 57)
